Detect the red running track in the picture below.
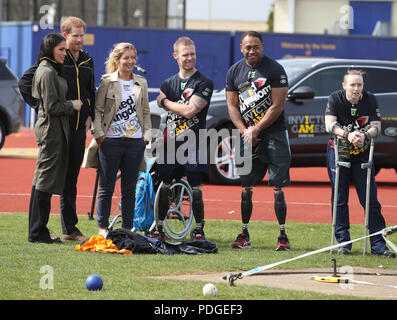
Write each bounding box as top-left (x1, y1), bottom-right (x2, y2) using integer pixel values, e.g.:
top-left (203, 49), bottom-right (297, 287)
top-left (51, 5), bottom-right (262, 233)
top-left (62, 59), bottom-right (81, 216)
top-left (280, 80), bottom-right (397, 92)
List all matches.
top-left (1, 129), bottom-right (396, 225)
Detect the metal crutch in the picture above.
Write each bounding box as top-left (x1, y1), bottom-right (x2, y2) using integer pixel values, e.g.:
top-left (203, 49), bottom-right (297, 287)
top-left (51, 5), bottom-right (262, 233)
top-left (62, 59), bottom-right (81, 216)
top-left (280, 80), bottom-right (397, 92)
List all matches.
top-left (361, 138), bottom-right (375, 255)
top-left (331, 136), bottom-right (351, 254)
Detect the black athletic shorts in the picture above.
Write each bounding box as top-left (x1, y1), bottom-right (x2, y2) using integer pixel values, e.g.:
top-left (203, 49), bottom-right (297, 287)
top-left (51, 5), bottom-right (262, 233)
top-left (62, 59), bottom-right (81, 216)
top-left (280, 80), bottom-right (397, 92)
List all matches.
top-left (236, 130), bottom-right (291, 188)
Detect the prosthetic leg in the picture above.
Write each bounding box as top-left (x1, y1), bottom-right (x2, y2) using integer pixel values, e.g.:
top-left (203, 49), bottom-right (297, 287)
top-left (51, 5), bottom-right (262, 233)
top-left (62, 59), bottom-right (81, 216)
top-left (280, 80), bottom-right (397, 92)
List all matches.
top-left (274, 188), bottom-right (290, 250)
top-left (231, 187), bottom-right (253, 249)
top-left (241, 187), bottom-right (253, 226)
top-left (153, 178), bottom-right (195, 241)
top-left (274, 188), bottom-right (287, 228)
top-left (192, 187), bottom-right (204, 224)
top-left (154, 183), bottom-right (171, 240)
top-left (190, 186), bottom-right (205, 240)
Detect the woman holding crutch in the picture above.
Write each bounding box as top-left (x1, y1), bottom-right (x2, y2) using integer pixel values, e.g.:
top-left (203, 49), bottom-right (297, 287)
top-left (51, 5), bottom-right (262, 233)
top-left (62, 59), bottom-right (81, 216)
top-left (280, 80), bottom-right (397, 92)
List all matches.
top-left (324, 69), bottom-right (395, 258)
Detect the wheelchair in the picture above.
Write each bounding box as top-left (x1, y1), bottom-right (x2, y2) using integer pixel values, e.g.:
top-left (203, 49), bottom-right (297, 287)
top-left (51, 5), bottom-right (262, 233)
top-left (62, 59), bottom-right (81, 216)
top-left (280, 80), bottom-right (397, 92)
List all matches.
top-left (108, 159), bottom-right (195, 241)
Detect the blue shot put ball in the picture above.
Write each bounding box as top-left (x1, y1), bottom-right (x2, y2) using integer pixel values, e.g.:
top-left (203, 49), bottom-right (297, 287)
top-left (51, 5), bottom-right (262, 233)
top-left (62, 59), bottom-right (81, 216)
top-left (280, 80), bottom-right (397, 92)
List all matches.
top-left (86, 274), bottom-right (103, 291)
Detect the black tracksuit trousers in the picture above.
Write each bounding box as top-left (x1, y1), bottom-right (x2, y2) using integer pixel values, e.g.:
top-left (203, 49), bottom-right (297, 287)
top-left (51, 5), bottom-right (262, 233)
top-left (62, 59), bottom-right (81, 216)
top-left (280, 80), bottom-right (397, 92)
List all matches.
top-left (60, 128), bottom-right (86, 235)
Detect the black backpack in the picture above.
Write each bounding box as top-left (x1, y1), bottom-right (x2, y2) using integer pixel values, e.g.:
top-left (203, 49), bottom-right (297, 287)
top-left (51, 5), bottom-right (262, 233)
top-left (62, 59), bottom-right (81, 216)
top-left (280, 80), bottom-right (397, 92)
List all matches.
top-left (18, 64), bottom-right (39, 112)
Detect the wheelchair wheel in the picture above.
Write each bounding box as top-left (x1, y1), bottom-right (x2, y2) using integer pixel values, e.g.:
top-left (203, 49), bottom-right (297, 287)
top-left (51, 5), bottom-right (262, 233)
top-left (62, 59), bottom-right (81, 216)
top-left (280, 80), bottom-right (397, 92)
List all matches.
top-left (154, 178), bottom-right (194, 241)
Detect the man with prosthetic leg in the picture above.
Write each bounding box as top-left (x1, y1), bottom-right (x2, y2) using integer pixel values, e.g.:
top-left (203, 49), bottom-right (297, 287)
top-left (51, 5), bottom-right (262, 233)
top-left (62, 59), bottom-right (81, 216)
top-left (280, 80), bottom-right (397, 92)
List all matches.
top-left (233, 141), bottom-right (290, 250)
top-left (226, 31), bottom-right (291, 250)
top-left (154, 37), bottom-right (213, 241)
top-left (156, 172), bottom-right (206, 241)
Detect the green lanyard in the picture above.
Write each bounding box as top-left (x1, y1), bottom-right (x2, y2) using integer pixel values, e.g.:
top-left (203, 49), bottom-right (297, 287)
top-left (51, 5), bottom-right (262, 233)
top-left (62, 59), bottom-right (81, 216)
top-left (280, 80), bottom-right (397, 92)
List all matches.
top-left (350, 104), bottom-right (357, 117)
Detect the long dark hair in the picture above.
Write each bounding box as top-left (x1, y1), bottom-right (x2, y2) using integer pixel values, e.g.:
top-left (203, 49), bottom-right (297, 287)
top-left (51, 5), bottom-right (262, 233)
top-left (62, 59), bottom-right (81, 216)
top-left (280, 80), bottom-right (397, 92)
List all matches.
top-left (36, 33), bottom-right (66, 75)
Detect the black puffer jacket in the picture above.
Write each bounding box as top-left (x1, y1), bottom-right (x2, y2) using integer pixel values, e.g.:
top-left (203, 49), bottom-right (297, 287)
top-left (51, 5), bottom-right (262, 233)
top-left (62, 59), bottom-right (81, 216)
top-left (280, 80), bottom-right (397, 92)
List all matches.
top-left (63, 49), bottom-right (95, 130)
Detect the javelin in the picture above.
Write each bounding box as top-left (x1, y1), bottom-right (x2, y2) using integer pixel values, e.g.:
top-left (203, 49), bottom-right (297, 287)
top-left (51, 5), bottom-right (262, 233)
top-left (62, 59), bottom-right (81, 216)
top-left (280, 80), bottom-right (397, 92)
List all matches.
top-left (223, 225), bottom-right (397, 286)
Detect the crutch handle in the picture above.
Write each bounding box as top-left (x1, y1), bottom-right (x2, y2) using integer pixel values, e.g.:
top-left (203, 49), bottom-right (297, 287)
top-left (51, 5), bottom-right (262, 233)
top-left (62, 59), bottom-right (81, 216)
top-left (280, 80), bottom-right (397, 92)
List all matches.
top-left (337, 160), bottom-right (351, 168)
top-left (361, 161), bottom-right (372, 169)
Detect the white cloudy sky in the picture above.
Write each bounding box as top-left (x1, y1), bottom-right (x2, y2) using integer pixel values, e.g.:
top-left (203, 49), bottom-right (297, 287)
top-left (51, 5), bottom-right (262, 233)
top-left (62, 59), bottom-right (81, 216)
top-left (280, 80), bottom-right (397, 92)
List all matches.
top-left (186, 0), bottom-right (275, 21)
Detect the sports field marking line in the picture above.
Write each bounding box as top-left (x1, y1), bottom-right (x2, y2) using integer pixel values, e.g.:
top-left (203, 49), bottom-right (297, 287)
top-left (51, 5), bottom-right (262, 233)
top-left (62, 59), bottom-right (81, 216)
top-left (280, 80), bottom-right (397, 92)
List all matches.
top-left (1, 193), bottom-right (397, 208)
top-left (205, 198), bottom-right (331, 206)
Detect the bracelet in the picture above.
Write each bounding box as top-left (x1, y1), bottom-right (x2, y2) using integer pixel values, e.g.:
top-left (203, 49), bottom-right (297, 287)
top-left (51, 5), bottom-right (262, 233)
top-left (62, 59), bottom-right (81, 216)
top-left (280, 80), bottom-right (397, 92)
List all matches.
top-left (343, 131), bottom-right (349, 140)
top-left (364, 131), bottom-right (371, 140)
top-left (160, 97), bottom-right (167, 108)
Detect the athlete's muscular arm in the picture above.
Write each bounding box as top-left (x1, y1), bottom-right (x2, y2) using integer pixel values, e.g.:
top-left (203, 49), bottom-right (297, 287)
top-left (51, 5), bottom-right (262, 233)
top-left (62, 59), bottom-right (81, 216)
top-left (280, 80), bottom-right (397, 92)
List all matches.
top-left (157, 89), bottom-right (208, 119)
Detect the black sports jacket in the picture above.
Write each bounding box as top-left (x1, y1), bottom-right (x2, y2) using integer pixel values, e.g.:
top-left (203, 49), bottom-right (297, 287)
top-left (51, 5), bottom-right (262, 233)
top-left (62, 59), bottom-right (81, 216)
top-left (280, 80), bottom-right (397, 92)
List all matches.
top-left (63, 49), bottom-right (96, 130)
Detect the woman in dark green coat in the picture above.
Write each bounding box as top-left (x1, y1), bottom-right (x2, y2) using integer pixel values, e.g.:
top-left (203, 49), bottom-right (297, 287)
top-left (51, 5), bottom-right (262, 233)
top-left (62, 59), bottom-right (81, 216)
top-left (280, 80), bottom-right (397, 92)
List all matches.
top-left (28, 33), bottom-right (82, 244)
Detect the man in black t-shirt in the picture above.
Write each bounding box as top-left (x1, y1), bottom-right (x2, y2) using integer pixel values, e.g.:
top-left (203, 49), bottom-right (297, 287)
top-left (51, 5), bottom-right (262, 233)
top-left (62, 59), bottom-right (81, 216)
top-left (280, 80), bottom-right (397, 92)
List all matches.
top-left (154, 37), bottom-right (214, 241)
top-left (325, 69), bottom-right (395, 258)
top-left (226, 31), bottom-right (291, 250)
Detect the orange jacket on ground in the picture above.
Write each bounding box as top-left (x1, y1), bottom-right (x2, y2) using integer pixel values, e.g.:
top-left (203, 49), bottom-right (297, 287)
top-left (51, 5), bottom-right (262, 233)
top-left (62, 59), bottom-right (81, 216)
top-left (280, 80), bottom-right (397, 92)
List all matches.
top-left (75, 235), bottom-right (132, 255)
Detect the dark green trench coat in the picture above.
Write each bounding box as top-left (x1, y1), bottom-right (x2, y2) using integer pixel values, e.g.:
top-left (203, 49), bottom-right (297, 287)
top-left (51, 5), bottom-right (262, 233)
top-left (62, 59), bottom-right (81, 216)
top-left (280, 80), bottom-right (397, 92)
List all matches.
top-left (31, 59), bottom-right (74, 195)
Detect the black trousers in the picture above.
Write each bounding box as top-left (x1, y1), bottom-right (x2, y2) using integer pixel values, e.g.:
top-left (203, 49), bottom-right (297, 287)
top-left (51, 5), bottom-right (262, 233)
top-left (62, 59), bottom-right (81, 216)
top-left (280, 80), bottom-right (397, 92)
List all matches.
top-left (28, 186), bottom-right (52, 242)
top-left (60, 128), bottom-right (86, 235)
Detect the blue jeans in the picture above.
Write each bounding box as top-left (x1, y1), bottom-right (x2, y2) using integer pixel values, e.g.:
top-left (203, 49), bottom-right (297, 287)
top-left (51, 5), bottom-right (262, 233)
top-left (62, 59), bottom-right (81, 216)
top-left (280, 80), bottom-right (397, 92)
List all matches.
top-left (97, 137), bottom-right (145, 230)
top-left (326, 144), bottom-right (386, 254)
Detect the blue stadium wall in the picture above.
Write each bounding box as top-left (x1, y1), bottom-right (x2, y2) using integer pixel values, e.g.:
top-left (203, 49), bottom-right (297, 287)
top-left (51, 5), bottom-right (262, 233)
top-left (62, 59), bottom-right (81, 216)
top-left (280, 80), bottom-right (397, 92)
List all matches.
top-left (2, 23), bottom-right (397, 126)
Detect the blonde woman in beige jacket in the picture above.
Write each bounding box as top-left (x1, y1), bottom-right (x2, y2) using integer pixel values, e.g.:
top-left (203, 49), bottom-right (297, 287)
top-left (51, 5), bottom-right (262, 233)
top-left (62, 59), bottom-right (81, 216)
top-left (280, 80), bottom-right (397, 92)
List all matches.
top-left (89, 43), bottom-right (151, 236)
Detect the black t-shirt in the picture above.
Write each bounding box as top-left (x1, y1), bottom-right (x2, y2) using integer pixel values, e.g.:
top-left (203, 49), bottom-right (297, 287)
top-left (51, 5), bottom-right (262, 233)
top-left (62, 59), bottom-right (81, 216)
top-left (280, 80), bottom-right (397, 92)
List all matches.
top-left (325, 89), bottom-right (381, 158)
top-left (160, 71), bottom-right (213, 141)
top-left (225, 55), bottom-right (288, 132)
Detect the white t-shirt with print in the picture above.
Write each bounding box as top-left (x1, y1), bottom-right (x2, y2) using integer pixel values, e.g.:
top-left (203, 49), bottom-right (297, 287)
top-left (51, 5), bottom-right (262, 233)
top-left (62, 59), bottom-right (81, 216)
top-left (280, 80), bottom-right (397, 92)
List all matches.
top-left (106, 79), bottom-right (143, 139)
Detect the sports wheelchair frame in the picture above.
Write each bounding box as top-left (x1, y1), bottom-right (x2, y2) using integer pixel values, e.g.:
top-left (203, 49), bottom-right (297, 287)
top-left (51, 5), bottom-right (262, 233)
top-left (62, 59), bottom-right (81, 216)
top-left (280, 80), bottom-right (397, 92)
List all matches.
top-left (104, 160), bottom-right (196, 241)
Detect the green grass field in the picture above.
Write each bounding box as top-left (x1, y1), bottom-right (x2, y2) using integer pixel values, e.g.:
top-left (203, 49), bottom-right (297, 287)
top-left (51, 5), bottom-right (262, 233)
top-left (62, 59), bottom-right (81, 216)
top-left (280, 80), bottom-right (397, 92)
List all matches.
top-left (1, 212), bottom-right (395, 300)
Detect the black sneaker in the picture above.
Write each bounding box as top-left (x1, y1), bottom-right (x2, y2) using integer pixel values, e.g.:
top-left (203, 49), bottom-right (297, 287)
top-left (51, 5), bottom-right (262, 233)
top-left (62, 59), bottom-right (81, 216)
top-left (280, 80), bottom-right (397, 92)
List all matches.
top-left (191, 226), bottom-right (205, 240)
top-left (383, 249), bottom-right (396, 258)
top-left (30, 235), bottom-right (62, 244)
top-left (372, 249), bottom-right (396, 258)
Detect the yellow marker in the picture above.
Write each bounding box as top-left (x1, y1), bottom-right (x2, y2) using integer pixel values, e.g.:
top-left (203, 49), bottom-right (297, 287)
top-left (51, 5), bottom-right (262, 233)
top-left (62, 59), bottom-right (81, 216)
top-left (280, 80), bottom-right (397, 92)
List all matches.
top-left (311, 276), bottom-right (350, 284)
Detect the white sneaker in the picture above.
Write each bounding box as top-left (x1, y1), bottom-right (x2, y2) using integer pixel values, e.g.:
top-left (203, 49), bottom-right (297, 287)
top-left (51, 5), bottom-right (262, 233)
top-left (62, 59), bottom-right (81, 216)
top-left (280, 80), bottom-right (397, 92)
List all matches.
top-left (99, 229), bottom-right (108, 238)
